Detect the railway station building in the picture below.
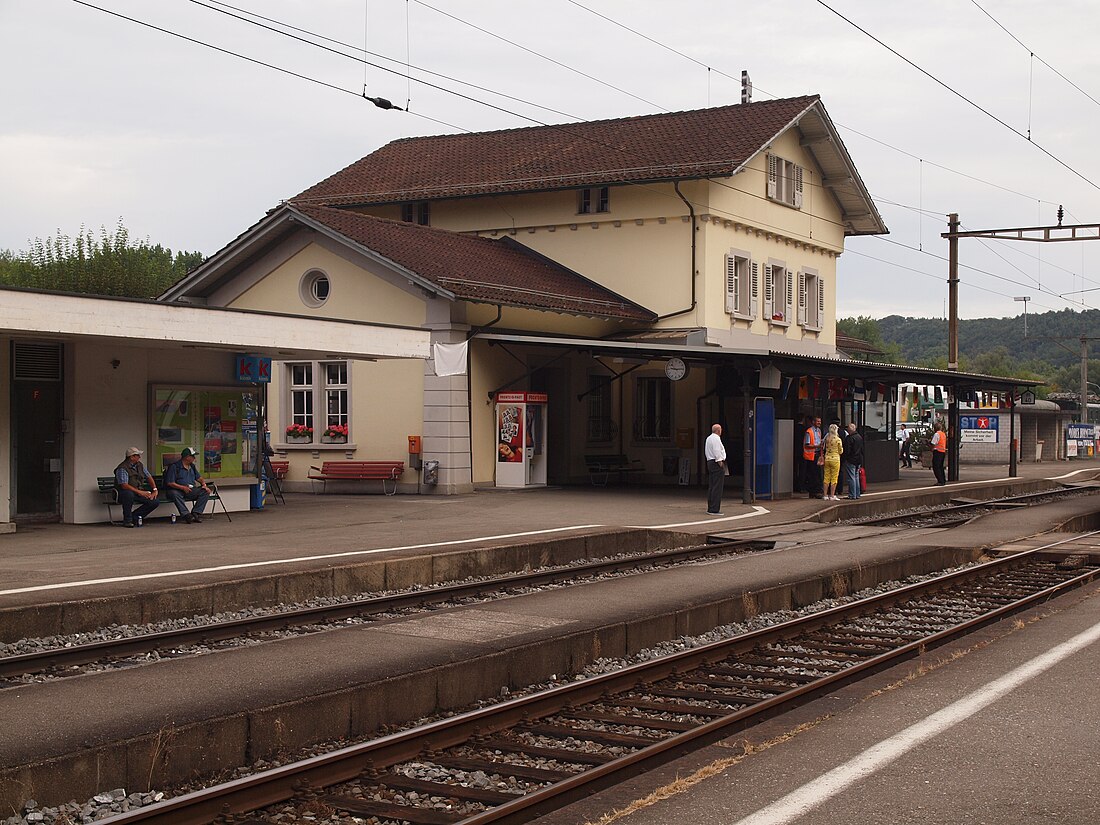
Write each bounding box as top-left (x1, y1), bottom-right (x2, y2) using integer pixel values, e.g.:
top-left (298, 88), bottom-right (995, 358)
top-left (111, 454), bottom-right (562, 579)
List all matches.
top-left (0, 96), bottom-right (1039, 528)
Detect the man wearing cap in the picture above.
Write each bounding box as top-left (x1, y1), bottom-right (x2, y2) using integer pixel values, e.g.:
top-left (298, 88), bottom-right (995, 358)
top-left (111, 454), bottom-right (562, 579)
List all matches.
top-left (163, 447), bottom-right (211, 523)
top-left (114, 447), bottom-right (159, 527)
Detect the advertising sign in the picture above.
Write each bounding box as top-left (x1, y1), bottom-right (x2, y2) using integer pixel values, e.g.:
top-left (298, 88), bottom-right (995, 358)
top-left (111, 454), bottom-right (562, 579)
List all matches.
top-left (960, 414), bottom-right (999, 444)
top-left (497, 405), bottom-right (523, 462)
top-left (235, 355), bottom-right (272, 384)
top-left (1068, 423), bottom-right (1096, 441)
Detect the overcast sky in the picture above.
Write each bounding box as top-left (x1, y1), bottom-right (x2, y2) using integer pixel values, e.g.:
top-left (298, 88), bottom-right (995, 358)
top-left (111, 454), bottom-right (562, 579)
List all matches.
top-left (4, 0), bottom-right (1100, 320)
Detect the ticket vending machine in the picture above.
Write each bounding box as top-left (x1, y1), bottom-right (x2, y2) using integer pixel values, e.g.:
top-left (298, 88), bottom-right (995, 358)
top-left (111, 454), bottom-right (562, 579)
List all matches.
top-left (494, 392), bottom-right (548, 488)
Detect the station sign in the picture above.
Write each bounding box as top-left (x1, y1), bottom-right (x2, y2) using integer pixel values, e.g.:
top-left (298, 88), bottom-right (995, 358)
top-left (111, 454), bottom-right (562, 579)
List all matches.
top-left (960, 414), bottom-right (999, 443)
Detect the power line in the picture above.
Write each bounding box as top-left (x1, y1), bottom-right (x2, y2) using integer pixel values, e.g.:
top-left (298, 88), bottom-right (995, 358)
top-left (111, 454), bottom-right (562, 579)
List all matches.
top-left (969, 0), bottom-right (1100, 110)
top-left (813, 0), bottom-right (1100, 193)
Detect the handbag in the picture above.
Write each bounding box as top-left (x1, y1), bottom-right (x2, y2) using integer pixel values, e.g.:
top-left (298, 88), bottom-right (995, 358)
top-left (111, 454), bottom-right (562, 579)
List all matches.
top-left (859, 466), bottom-right (867, 492)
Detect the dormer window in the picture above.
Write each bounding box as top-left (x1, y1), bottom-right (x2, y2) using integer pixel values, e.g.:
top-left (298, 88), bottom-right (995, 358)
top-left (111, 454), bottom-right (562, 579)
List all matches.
top-left (578, 186), bottom-right (610, 214)
top-left (400, 202), bottom-right (431, 225)
top-left (766, 154), bottom-right (804, 209)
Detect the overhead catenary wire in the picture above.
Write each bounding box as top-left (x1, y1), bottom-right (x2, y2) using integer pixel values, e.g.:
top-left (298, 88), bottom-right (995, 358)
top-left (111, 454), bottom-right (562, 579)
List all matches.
top-left (74, 0), bottom-right (1091, 314)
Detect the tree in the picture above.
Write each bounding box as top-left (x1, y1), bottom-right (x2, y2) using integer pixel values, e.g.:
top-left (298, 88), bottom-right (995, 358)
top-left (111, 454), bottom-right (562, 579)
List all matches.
top-left (0, 220), bottom-right (204, 298)
top-left (836, 316), bottom-right (903, 363)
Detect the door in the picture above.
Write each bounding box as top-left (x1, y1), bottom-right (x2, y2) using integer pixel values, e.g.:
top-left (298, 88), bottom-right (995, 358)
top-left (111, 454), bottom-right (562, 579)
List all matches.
top-left (530, 366), bottom-right (569, 485)
top-left (12, 342), bottom-right (63, 520)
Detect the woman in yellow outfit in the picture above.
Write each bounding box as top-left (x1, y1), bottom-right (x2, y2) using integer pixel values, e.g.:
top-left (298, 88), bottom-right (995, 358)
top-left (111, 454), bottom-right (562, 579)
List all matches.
top-left (822, 423), bottom-right (844, 500)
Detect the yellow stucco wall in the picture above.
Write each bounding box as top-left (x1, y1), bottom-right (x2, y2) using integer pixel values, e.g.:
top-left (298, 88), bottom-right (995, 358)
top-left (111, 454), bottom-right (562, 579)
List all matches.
top-left (229, 242), bottom-right (427, 485)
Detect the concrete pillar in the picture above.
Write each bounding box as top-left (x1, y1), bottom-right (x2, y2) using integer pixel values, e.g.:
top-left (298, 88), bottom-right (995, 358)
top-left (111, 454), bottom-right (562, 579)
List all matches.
top-left (422, 326), bottom-right (474, 494)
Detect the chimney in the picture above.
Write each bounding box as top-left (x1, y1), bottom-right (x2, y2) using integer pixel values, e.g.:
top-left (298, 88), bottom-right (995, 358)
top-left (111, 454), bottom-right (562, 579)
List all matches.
top-left (741, 70), bottom-right (752, 104)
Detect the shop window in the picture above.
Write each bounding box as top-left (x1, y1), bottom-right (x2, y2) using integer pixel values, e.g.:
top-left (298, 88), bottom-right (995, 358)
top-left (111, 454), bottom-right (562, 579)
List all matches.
top-left (400, 202), bottom-right (431, 225)
top-left (578, 186), bottom-right (610, 214)
top-left (635, 376), bottom-right (671, 442)
top-left (285, 361), bottom-right (351, 443)
top-left (766, 153), bottom-right (804, 209)
top-left (586, 374), bottom-right (613, 442)
top-left (151, 385), bottom-right (260, 479)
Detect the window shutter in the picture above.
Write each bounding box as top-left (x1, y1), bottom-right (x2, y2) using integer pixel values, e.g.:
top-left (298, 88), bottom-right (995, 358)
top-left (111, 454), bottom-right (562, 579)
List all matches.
top-left (793, 164), bottom-right (804, 208)
top-left (763, 264), bottom-right (773, 319)
top-left (797, 270), bottom-right (807, 325)
top-left (725, 255), bottom-right (738, 314)
top-left (767, 154), bottom-right (778, 200)
top-left (750, 261), bottom-right (759, 318)
top-left (817, 275), bottom-right (826, 329)
top-left (785, 268), bottom-right (793, 321)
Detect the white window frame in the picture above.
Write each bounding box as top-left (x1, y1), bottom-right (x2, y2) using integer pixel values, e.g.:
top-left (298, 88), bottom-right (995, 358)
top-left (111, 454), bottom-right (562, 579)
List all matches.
top-left (400, 202), bottom-right (431, 225)
top-left (763, 260), bottom-right (792, 326)
top-left (578, 186), bottom-right (610, 215)
top-left (283, 360), bottom-right (352, 443)
top-left (798, 267), bottom-right (824, 331)
top-left (724, 249), bottom-right (758, 320)
top-left (766, 153), bottom-right (804, 209)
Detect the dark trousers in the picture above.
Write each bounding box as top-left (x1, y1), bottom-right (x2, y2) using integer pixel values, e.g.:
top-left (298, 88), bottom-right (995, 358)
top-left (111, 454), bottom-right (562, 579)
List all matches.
top-left (845, 462), bottom-right (861, 499)
top-left (118, 489), bottom-right (159, 523)
top-left (706, 460), bottom-right (725, 513)
top-left (168, 487), bottom-right (211, 516)
top-left (803, 458), bottom-right (823, 496)
top-left (932, 451), bottom-right (946, 485)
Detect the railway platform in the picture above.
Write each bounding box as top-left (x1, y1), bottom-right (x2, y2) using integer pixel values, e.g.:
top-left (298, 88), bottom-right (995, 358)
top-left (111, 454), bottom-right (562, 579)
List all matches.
top-left (0, 463), bottom-right (1097, 809)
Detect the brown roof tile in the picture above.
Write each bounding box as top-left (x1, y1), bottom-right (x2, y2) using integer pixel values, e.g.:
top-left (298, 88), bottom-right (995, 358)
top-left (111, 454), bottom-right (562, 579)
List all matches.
top-left (293, 96), bottom-right (819, 206)
top-left (293, 205), bottom-right (654, 321)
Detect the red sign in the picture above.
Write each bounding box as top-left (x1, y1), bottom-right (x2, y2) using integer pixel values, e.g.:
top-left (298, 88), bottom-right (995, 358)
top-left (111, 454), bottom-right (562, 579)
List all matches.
top-left (496, 392), bottom-right (548, 403)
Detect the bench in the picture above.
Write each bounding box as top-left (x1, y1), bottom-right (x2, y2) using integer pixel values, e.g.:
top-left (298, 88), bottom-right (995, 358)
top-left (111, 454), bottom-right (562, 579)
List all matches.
top-left (267, 461), bottom-right (289, 480)
top-left (97, 475), bottom-right (232, 524)
top-left (307, 461), bottom-right (405, 495)
top-left (584, 454), bottom-right (644, 486)
top-left (264, 459), bottom-right (289, 505)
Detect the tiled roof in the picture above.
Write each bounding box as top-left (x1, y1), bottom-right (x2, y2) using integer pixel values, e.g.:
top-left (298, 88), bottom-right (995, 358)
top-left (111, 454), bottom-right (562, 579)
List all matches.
top-left (293, 205), bottom-right (654, 321)
top-left (293, 96), bottom-right (820, 206)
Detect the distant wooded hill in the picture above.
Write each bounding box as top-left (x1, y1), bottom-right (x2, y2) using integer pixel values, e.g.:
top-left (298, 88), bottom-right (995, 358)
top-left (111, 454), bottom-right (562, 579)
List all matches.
top-left (839, 308), bottom-right (1100, 394)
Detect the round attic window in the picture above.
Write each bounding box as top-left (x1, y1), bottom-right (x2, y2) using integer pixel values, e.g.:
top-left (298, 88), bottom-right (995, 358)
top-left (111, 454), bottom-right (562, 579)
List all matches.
top-left (300, 270), bottom-right (330, 307)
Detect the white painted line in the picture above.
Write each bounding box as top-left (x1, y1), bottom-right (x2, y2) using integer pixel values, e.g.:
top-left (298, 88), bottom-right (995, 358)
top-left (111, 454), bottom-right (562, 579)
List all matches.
top-left (634, 506), bottom-right (771, 530)
top-left (0, 524), bottom-right (603, 597)
top-left (862, 477), bottom-right (1013, 497)
top-left (731, 616), bottom-right (1100, 825)
top-left (1047, 467), bottom-right (1100, 480)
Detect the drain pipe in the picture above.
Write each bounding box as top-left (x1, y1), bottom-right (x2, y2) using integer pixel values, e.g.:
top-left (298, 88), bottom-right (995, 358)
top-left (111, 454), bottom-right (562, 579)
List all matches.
top-left (656, 182), bottom-right (698, 321)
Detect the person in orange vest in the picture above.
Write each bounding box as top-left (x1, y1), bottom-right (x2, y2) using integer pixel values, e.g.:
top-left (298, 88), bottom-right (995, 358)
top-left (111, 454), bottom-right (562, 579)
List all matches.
top-left (803, 416), bottom-right (823, 498)
top-left (930, 422), bottom-right (947, 486)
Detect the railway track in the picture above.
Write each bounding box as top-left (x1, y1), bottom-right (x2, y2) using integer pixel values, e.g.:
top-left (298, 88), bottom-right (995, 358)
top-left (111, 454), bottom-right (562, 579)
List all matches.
top-left (0, 539), bottom-right (772, 683)
top-left (96, 532), bottom-right (1100, 825)
top-left (852, 485), bottom-right (1097, 529)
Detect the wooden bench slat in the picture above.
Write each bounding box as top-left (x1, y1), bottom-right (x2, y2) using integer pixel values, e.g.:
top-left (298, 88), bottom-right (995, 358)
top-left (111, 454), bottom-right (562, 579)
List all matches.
top-left (307, 461), bottom-right (405, 495)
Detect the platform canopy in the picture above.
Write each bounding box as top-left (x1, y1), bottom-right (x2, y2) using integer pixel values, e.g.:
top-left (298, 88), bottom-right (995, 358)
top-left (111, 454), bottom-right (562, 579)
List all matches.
top-left (0, 286), bottom-right (429, 361)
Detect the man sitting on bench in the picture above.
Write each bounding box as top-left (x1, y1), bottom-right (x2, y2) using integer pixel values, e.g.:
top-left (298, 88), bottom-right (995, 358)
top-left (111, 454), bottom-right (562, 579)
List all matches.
top-left (164, 447), bottom-right (211, 523)
top-left (114, 446), bottom-right (159, 528)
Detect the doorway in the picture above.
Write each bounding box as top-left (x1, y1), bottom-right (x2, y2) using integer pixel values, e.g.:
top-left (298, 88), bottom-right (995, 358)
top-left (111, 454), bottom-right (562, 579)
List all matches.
top-left (12, 342), bottom-right (63, 521)
top-left (530, 366), bottom-right (570, 484)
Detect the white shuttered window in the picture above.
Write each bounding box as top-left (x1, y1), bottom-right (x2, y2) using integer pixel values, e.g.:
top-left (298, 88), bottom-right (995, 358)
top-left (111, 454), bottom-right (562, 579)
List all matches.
top-left (766, 153), bottom-right (804, 209)
top-left (724, 250), bottom-right (754, 320)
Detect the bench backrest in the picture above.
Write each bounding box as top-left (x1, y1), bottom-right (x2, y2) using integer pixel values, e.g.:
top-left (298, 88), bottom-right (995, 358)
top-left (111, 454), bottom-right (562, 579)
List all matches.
top-left (268, 461), bottom-right (290, 479)
top-left (318, 460), bottom-right (404, 478)
top-left (97, 476), bottom-right (115, 493)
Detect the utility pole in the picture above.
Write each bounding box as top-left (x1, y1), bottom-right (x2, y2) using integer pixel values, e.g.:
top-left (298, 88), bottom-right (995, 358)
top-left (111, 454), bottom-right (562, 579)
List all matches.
top-left (947, 213), bottom-right (960, 372)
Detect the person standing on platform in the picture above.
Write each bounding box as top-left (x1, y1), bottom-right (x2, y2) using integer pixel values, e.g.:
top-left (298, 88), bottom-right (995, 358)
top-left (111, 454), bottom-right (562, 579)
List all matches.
top-left (822, 423), bottom-right (844, 500)
top-left (931, 422), bottom-right (948, 485)
top-left (803, 416), bottom-right (824, 498)
top-left (704, 423), bottom-right (727, 515)
top-left (114, 447), bottom-right (159, 527)
top-left (844, 423), bottom-right (864, 499)
top-left (899, 424), bottom-right (913, 468)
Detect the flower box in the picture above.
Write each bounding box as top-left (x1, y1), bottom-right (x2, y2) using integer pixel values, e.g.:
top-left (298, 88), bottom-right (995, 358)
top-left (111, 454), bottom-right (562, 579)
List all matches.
top-left (320, 434), bottom-right (347, 444)
top-left (285, 434), bottom-right (313, 444)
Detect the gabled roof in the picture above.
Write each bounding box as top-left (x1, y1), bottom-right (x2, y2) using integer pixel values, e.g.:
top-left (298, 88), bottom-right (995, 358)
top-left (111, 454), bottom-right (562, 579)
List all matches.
top-left (162, 204), bottom-right (654, 322)
top-left (292, 95), bottom-right (887, 235)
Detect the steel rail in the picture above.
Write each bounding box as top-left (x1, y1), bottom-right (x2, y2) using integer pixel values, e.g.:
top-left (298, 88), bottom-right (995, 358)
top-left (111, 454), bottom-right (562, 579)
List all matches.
top-left (0, 539), bottom-right (767, 679)
top-left (855, 486), bottom-right (1094, 527)
top-left (92, 530), bottom-right (1100, 825)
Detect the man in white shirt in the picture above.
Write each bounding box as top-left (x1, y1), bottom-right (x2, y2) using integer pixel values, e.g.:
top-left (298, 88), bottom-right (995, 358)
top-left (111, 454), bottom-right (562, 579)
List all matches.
top-left (704, 423), bottom-right (727, 515)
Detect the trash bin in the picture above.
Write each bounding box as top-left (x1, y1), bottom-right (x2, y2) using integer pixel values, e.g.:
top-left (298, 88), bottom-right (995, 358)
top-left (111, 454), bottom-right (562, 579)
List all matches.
top-left (423, 460), bottom-right (440, 485)
top-left (1035, 440), bottom-right (1044, 462)
top-left (250, 478), bottom-right (266, 509)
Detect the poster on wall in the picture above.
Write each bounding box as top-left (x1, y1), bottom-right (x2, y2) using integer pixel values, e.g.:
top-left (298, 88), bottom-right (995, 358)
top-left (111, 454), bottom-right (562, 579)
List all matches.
top-left (498, 405), bottom-right (523, 462)
top-left (152, 386), bottom-right (258, 479)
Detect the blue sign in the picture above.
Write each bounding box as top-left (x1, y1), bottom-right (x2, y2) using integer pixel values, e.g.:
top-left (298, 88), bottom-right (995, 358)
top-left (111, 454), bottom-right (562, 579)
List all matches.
top-left (235, 355), bottom-right (272, 384)
top-left (960, 414), bottom-right (998, 444)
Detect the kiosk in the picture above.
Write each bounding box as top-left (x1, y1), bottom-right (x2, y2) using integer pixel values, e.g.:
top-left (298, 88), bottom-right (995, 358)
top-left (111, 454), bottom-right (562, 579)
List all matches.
top-left (495, 392), bottom-right (548, 488)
